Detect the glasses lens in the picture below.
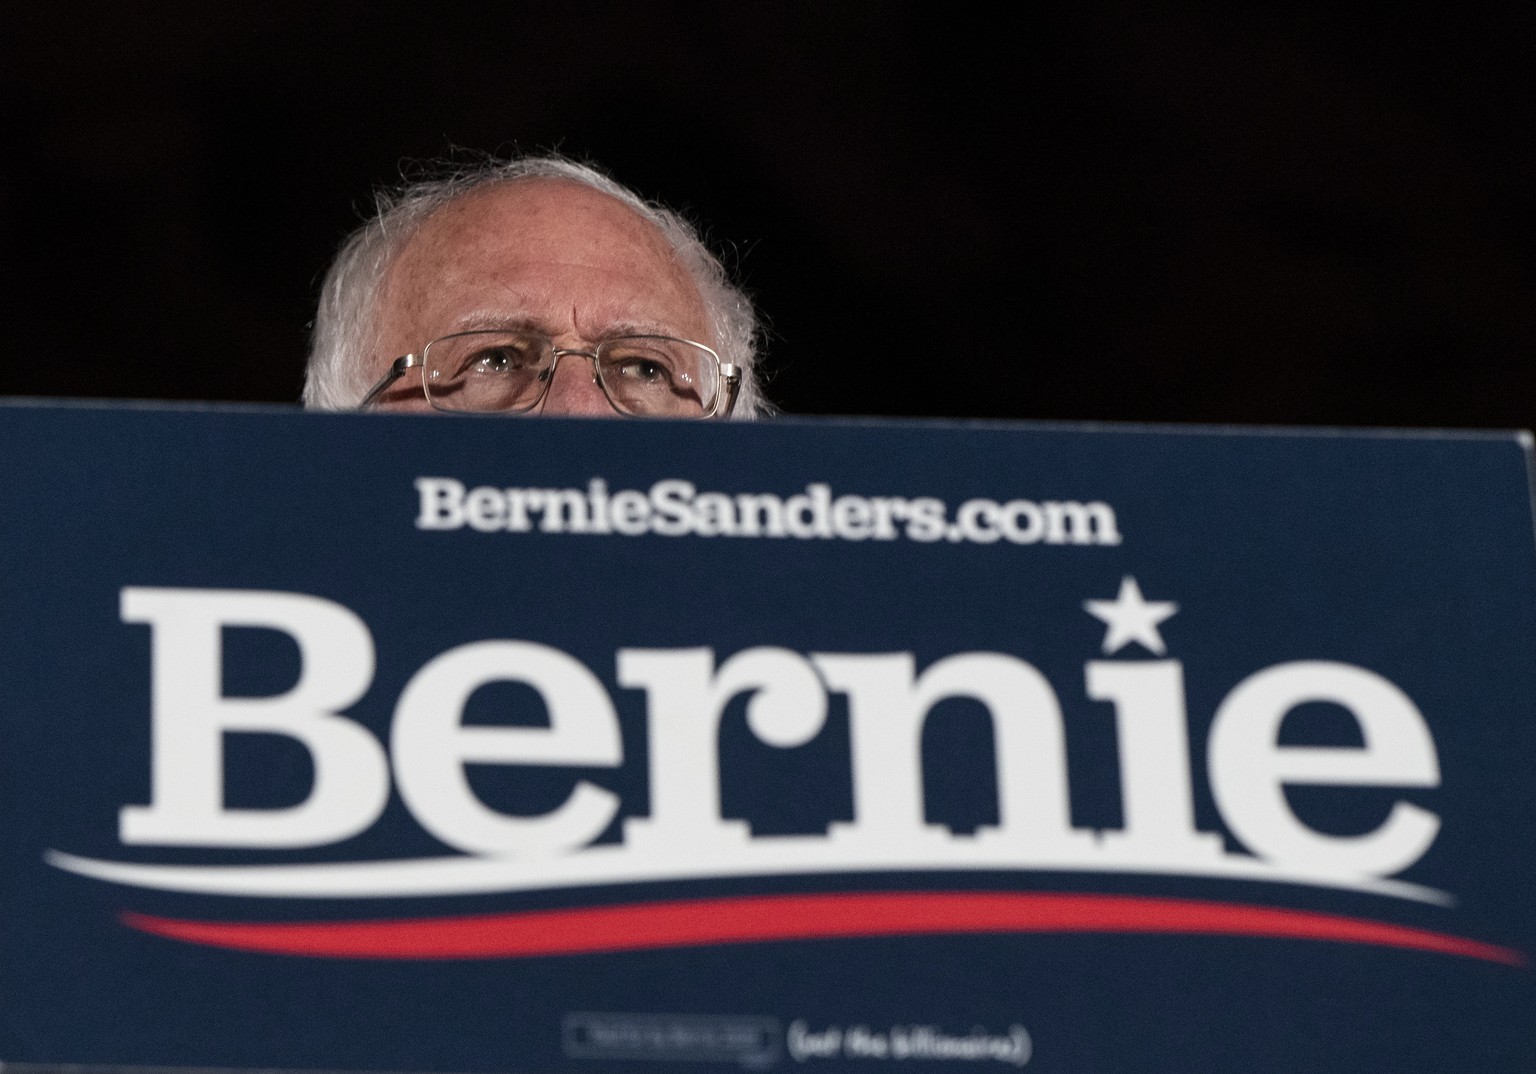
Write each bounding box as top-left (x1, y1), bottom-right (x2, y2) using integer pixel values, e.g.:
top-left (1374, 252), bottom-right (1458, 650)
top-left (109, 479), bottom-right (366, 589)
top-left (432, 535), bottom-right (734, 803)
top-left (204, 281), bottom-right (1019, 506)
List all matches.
top-left (423, 331), bottom-right (552, 412)
top-left (596, 337), bottom-right (719, 416)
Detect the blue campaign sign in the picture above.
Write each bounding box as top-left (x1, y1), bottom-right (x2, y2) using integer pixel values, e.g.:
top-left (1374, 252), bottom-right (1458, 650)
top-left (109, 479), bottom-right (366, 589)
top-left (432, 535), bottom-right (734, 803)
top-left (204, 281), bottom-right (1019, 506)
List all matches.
top-left (0, 400), bottom-right (1533, 1073)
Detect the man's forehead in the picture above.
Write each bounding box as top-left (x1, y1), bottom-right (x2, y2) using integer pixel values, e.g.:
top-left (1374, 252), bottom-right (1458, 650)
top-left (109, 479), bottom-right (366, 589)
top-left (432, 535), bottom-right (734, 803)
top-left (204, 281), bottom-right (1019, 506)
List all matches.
top-left (404, 179), bottom-right (678, 264)
top-left (372, 177), bottom-right (712, 350)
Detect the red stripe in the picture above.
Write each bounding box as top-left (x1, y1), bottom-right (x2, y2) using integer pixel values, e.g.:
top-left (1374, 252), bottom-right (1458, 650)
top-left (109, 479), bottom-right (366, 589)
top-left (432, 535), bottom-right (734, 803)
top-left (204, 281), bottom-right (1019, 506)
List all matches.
top-left (120, 892), bottom-right (1526, 966)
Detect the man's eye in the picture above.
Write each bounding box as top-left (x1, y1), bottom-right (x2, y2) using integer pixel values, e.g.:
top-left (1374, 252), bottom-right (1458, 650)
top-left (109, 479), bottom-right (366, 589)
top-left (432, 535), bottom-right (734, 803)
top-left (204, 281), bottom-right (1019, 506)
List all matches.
top-left (616, 357), bottom-right (672, 383)
top-left (467, 347), bottom-right (532, 375)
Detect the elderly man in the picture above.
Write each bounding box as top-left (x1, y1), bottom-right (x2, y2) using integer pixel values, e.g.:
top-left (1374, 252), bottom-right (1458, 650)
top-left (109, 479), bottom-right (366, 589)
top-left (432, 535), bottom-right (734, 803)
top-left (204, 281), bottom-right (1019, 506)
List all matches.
top-left (303, 156), bottom-right (768, 419)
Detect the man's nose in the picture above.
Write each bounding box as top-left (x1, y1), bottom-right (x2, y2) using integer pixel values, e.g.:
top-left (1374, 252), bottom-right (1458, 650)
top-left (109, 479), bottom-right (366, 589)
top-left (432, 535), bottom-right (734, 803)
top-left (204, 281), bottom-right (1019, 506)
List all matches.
top-left (539, 353), bottom-right (618, 417)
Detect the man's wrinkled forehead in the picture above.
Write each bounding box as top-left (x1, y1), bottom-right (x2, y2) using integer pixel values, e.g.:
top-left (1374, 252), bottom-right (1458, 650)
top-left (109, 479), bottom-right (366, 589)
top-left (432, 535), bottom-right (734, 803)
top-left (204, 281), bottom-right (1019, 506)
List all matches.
top-left (408, 179), bottom-right (678, 264)
top-left (374, 179), bottom-right (710, 344)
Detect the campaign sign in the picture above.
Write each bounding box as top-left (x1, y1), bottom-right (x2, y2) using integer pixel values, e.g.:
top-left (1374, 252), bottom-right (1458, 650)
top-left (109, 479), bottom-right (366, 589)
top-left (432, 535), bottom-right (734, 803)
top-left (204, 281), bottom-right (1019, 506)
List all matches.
top-left (0, 400), bottom-right (1533, 1073)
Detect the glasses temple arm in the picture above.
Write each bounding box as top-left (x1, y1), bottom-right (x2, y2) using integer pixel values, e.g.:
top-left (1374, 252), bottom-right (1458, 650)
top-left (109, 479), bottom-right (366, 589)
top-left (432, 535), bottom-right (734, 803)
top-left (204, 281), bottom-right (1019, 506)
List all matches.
top-left (357, 354), bottom-right (422, 410)
top-left (716, 363), bottom-right (742, 418)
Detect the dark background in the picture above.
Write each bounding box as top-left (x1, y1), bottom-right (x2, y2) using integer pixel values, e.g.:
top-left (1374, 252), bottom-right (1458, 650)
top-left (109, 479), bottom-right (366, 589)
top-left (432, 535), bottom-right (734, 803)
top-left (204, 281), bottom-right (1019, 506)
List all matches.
top-left (4, 4), bottom-right (1534, 427)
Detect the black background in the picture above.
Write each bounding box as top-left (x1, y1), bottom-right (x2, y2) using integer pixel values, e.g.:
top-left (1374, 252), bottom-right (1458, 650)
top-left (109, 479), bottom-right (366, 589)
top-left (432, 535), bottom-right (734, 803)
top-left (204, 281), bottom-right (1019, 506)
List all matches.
top-left (5, 4), bottom-right (1535, 426)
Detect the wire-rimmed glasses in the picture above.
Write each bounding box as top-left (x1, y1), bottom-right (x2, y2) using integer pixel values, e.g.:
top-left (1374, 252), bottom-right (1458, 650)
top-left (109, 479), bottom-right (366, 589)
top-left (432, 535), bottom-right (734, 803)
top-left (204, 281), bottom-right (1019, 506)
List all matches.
top-left (359, 329), bottom-right (741, 418)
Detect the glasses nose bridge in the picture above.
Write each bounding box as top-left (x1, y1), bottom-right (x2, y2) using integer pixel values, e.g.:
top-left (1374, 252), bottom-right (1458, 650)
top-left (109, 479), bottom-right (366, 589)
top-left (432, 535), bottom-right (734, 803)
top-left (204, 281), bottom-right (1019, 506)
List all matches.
top-left (537, 345), bottom-right (619, 416)
top-left (547, 345), bottom-right (603, 382)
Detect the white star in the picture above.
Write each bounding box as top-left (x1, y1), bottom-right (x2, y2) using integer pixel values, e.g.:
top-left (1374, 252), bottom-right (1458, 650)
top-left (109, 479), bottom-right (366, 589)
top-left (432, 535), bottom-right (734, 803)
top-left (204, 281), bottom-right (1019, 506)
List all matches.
top-left (1084, 576), bottom-right (1179, 656)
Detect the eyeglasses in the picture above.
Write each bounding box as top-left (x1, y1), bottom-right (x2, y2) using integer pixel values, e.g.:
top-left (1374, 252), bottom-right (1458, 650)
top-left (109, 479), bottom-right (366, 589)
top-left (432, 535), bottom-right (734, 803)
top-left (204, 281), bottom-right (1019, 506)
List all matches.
top-left (359, 329), bottom-right (741, 418)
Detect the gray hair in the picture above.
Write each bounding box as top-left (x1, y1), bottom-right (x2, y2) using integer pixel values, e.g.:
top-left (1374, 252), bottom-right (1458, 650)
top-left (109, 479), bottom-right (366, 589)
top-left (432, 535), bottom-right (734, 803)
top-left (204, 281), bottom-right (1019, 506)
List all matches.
top-left (303, 155), bottom-right (769, 417)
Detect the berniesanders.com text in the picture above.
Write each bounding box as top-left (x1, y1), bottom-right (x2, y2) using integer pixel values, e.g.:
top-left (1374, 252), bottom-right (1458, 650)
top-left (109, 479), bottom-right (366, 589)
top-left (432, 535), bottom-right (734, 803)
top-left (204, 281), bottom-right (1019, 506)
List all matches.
top-left (415, 476), bottom-right (1121, 547)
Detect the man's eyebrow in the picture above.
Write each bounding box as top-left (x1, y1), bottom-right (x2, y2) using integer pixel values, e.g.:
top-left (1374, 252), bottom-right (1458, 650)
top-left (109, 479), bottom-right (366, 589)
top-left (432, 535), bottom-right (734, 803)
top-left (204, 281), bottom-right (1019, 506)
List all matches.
top-left (599, 319), bottom-right (692, 338)
top-left (450, 312), bottom-right (696, 340)
top-left (452, 311), bottom-right (552, 334)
